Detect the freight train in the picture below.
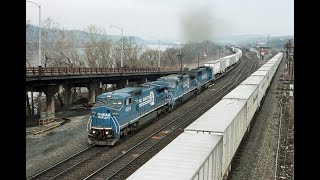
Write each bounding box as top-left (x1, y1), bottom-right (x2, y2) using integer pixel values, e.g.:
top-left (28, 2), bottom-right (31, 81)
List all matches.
top-left (127, 52), bottom-right (283, 180)
top-left (87, 47), bottom-right (243, 145)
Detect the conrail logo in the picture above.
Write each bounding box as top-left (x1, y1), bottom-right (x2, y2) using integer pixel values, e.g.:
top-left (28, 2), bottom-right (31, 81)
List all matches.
top-left (150, 91), bottom-right (155, 106)
top-left (97, 113), bottom-right (111, 119)
top-left (202, 73), bottom-right (207, 80)
top-left (139, 91), bottom-right (155, 107)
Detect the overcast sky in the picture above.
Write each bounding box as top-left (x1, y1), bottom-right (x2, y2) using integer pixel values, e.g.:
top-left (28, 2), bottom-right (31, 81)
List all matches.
top-left (26, 0), bottom-right (294, 41)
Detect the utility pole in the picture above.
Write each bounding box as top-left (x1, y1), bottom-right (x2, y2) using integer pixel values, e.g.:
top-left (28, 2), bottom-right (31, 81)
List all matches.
top-left (287, 41), bottom-right (290, 79)
top-left (206, 41), bottom-right (209, 57)
top-left (198, 51), bottom-right (200, 68)
top-left (158, 40), bottom-right (161, 72)
top-left (289, 39), bottom-right (294, 81)
top-left (178, 45), bottom-right (182, 74)
top-left (109, 25), bottom-right (123, 71)
top-left (285, 40), bottom-right (293, 81)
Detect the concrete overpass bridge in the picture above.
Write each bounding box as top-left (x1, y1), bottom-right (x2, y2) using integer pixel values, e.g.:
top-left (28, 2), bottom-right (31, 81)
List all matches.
top-left (26, 66), bottom-right (181, 116)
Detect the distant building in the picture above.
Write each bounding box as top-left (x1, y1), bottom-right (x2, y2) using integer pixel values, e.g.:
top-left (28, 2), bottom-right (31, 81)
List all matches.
top-left (257, 46), bottom-right (271, 56)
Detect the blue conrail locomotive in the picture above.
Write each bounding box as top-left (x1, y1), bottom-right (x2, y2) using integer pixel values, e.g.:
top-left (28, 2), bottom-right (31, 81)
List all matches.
top-left (87, 47), bottom-right (242, 145)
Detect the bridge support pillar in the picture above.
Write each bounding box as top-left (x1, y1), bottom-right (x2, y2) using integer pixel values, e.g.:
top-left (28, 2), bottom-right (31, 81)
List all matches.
top-left (135, 78), bottom-right (148, 85)
top-left (96, 88), bottom-right (102, 96)
top-left (63, 83), bottom-right (72, 106)
top-left (87, 83), bottom-right (98, 104)
top-left (116, 80), bottom-right (129, 89)
top-left (96, 82), bottom-right (103, 96)
top-left (43, 86), bottom-right (59, 116)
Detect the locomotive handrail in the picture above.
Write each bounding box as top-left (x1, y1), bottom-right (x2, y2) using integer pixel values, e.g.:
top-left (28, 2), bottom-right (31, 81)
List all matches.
top-left (26, 67), bottom-right (180, 77)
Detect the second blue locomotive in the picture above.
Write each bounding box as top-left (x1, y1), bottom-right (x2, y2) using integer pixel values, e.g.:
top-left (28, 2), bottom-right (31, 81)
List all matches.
top-left (87, 66), bottom-right (213, 145)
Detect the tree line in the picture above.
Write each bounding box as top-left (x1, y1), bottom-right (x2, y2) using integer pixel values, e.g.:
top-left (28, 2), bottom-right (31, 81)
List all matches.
top-left (26, 18), bottom-right (227, 69)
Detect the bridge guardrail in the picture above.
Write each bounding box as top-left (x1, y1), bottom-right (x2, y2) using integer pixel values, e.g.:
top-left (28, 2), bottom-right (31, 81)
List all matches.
top-left (26, 67), bottom-right (180, 77)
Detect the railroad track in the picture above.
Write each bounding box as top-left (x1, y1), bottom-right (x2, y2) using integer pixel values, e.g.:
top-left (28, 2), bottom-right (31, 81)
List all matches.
top-left (27, 53), bottom-right (256, 180)
top-left (27, 145), bottom-right (109, 180)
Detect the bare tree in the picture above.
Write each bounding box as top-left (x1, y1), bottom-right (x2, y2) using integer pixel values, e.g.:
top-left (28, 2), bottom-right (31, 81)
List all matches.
top-left (118, 37), bottom-right (144, 68)
top-left (83, 25), bottom-right (113, 68)
top-left (140, 49), bottom-right (159, 67)
top-left (41, 17), bottom-right (62, 67)
top-left (163, 46), bottom-right (178, 66)
top-left (52, 30), bottom-right (84, 67)
top-left (98, 40), bottom-right (113, 68)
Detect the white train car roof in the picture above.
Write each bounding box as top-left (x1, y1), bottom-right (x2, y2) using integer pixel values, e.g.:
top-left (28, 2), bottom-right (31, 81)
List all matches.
top-left (240, 75), bottom-right (265, 85)
top-left (223, 84), bottom-right (258, 100)
top-left (268, 59), bottom-right (278, 63)
top-left (251, 70), bottom-right (269, 76)
top-left (267, 61), bottom-right (277, 64)
top-left (184, 99), bottom-right (247, 134)
top-left (204, 58), bottom-right (222, 65)
top-left (261, 64), bottom-right (275, 69)
top-left (269, 54), bottom-right (282, 61)
top-left (262, 63), bottom-right (274, 66)
top-left (265, 61), bottom-right (276, 64)
top-left (127, 132), bottom-right (222, 180)
top-left (258, 66), bottom-right (272, 71)
top-left (223, 54), bottom-right (234, 59)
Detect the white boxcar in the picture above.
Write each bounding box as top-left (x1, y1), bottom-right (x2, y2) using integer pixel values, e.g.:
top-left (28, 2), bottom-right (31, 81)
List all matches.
top-left (236, 53), bottom-right (241, 62)
top-left (127, 132), bottom-right (223, 180)
top-left (230, 55), bottom-right (236, 66)
top-left (185, 99), bottom-right (247, 177)
top-left (265, 62), bottom-right (276, 67)
top-left (225, 57), bottom-right (230, 68)
top-left (269, 53), bottom-right (282, 66)
top-left (235, 53), bottom-right (240, 62)
top-left (258, 65), bottom-right (272, 72)
top-left (268, 56), bottom-right (281, 66)
top-left (251, 70), bottom-right (271, 87)
top-left (258, 66), bottom-right (274, 79)
top-left (257, 66), bottom-right (273, 77)
top-left (268, 59), bottom-right (278, 63)
top-left (266, 60), bottom-right (279, 71)
top-left (239, 49), bottom-right (242, 58)
top-left (220, 57), bottom-right (227, 73)
top-left (265, 61), bottom-right (276, 65)
top-left (222, 84), bottom-right (259, 129)
top-left (261, 64), bottom-right (275, 77)
top-left (204, 59), bottom-right (221, 74)
top-left (240, 76), bottom-right (268, 104)
top-left (262, 63), bottom-right (274, 68)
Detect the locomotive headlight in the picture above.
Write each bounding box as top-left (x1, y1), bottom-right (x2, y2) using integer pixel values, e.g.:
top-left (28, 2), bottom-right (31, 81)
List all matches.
top-left (105, 131), bottom-right (109, 134)
top-left (92, 130), bottom-right (96, 134)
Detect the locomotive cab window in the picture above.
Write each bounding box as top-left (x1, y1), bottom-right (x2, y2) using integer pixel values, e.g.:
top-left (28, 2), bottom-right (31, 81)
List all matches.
top-left (156, 87), bottom-right (165, 93)
top-left (126, 97), bottom-right (132, 105)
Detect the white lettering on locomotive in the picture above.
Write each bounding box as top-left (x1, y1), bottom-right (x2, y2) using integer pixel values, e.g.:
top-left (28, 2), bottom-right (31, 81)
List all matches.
top-left (202, 73), bottom-right (207, 80)
top-left (139, 91), bottom-right (155, 107)
top-left (125, 106), bottom-right (131, 112)
top-left (150, 91), bottom-right (155, 106)
top-left (97, 113), bottom-right (111, 119)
